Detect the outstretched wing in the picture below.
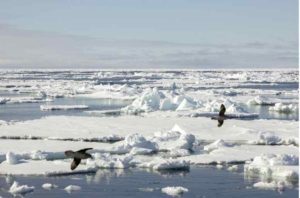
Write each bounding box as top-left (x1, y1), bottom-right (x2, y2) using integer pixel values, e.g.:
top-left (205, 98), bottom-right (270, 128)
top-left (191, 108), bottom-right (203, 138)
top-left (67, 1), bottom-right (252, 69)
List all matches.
top-left (219, 104), bottom-right (226, 116)
top-left (217, 119), bottom-right (224, 127)
top-left (71, 158), bottom-right (81, 170)
top-left (77, 148), bottom-right (93, 154)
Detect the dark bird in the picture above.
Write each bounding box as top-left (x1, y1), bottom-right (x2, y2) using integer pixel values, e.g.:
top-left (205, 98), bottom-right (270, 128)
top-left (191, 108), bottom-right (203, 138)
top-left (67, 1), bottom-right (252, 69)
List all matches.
top-left (65, 148), bottom-right (93, 170)
top-left (211, 104), bottom-right (226, 127)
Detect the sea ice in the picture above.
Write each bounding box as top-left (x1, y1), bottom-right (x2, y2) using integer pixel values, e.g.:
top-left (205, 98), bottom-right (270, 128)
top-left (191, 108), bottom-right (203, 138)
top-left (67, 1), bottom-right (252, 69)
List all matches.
top-left (9, 181), bottom-right (34, 195)
top-left (40, 105), bottom-right (89, 111)
top-left (64, 185), bottom-right (81, 193)
top-left (269, 103), bottom-right (298, 114)
top-left (161, 186), bottom-right (188, 196)
top-left (42, 183), bottom-right (58, 190)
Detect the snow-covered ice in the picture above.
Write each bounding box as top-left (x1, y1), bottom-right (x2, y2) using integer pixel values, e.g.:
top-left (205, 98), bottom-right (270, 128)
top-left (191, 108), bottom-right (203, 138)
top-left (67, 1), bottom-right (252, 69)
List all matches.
top-left (64, 185), bottom-right (81, 193)
top-left (161, 186), bottom-right (189, 196)
top-left (40, 105), bottom-right (89, 111)
top-left (0, 70), bottom-right (298, 194)
top-left (9, 181), bottom-right (34, 195)
top-left (42, 183), bottom-right (58, 190)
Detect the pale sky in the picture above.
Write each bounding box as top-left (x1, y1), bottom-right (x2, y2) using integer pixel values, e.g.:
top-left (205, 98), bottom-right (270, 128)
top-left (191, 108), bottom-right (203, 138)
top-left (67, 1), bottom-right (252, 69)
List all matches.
top-left (0, 0), bottom-right (298, 69)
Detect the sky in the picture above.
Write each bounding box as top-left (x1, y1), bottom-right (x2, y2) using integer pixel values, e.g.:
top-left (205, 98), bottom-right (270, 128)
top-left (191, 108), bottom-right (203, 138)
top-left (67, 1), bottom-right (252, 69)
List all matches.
top-left (0, 0), bottom-right (298, 69)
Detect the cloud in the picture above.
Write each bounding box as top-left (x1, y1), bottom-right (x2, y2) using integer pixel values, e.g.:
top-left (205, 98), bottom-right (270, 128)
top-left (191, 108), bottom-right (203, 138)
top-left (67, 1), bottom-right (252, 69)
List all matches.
top-left (0, 24), bottom-right (298, 69)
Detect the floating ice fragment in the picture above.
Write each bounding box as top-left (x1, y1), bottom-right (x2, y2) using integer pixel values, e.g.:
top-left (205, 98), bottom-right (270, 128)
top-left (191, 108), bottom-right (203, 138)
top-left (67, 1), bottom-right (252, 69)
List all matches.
top-left (161, 186), bottom-right (188, 196)
top-left (64, 185), bottom-right (81, 193)
top-left (42, 183), bottom-right (58, 190)
top-left (9, 181), bottom-right (34, 195)
top-left (40, 105), bottom-right (89, 111)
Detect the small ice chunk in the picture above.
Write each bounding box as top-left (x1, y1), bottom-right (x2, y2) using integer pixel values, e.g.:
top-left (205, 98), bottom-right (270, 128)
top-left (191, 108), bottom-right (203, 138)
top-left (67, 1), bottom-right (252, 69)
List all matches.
top-left (139, 187), bottom-right (155, 192)
top-left (64, 185), bottom-right (81, 193)
top-left (161, 186), bottom-right (188, 196)
top-left (42, 183), bottom-right (58, 190)
top-left (253, 181), bottom-right (285, 191)
top-left (9, 181), bottom-right (34, 195)
top-left (227, 165), bottom-right (239, 172)
top-left (6, 152), bottom-right (19, 164)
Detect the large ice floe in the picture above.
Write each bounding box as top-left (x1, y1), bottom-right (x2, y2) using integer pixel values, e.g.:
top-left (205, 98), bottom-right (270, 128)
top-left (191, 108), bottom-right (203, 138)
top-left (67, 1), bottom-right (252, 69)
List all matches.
top-left (244, 154), bottom-right (299, 189)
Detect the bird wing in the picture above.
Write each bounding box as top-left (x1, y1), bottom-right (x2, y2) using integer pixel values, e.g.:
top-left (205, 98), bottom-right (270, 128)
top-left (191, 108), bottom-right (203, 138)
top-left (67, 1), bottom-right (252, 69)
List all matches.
top-left (71, 158), bottom-right (81, 170)
top-left (77, 148), bottom-right (93, 154)
top-left (218, 119), bottom-right (224, 127)
top-left (219, 104), bottom-right (226, 116)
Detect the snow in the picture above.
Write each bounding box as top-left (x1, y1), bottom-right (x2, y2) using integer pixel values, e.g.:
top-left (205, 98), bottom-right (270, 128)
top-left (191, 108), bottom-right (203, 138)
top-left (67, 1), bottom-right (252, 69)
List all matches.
top-left (161, 186), bottom-right (188, 196)
top-left (64, 185), bottom-right (81, 193)
top-left (9, 181), bottom-right (34, 195)
top-left (204, 139), bottom-right (231, 152)
top-left (247, 96), bottom-right (276, 105)
top-left (40, 105), bottom-right (89, 111)
top-left (6, 152), bottom-right (19, 164)
top-left (139, 159), bottom-right (190, 170)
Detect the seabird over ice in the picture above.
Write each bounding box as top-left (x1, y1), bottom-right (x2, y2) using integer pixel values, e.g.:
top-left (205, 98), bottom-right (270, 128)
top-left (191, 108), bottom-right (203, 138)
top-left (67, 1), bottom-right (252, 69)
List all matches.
top-left (65, 148), bottom-right (93, 170)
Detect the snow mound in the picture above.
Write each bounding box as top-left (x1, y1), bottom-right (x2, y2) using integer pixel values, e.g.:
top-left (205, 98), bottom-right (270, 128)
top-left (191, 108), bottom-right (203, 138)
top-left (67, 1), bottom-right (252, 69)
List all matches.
top-left (244, 154), bottom-right (299, 182)
top-left (269, 103), bottom-right (298, 114)
top-left (204, 139), bottom-right (231, 152)
top-left (121, 88), bottom-right (200, 113)
top-left (152, 124), bottom-right (196, 156)
top-left (87, 153), bottom-right (133, 169)
top-left (40, 105), bottom-right (89, 111)
top-left (6, 152), bottom-right (19, 164)
top-left (161, 186), bottom-right (188, 196)
top-left (42, 183), bottom-right (58, 190)
top-left (176, 98), bottom-right (197, 111)
top-left (64, 185), bottom-right (81, 193)
top-left (121, 88), bottom-right (161, 113)
top-left (249, 132), bottom-right (282, 145)
top-left (247, 96), bottom-right (275, 105)
top-left (139, 158), bottom-right (190, 170)
top-left (112, 133), bottom-right (158, 154)
top-left (9, 181), bottom-right (34, 195)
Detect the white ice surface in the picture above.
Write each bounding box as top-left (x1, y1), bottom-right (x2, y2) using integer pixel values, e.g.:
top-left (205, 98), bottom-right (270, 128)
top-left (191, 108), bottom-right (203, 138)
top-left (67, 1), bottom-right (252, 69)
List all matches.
top-left (9, 181), bottom-right (34, 195)
top-left (161, 186), bottom-right (188, 196)
top-left (40, 105), bottom-right (89, 111)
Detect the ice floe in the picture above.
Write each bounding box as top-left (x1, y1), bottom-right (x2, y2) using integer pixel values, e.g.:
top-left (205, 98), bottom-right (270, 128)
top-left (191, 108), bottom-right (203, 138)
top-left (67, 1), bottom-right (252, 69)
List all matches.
top-left (269, 103), bottom-right (298, 114)
top-left (64, 185), bottom-right (81, 193)
top-left (42, 183), bottom-right (58, 190)
top-left (9, 181), bottom-right (34, 195)
top-left (161, 186), bottom-right (188, 196)
top-left (244, 154), bottom-right (299, 183)
top-left (40, 105), bottom-right (89, 111)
